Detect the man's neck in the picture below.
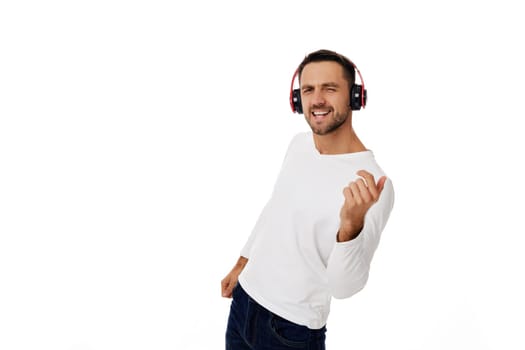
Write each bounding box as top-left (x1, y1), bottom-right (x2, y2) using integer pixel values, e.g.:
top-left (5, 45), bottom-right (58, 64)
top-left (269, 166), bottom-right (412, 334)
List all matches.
top-left (313, 126), bottom-right (366, 155)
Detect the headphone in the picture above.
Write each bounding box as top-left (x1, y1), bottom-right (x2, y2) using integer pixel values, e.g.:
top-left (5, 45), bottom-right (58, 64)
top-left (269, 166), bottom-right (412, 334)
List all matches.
top-left (289, 61), bottom-right (367, 114)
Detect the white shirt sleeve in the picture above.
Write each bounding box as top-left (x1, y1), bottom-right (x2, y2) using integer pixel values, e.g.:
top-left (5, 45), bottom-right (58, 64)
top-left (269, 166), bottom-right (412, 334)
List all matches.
top-left (326, 179), bottom-right (395, 299)
top-left (239, 133), bottom-right (303, 259)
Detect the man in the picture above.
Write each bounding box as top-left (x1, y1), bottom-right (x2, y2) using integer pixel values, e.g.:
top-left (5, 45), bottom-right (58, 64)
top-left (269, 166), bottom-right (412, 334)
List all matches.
top-left (221, 49), bottom-right (395, 349)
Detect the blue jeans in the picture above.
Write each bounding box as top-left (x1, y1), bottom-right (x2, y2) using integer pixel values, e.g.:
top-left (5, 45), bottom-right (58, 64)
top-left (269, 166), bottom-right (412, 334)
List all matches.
top-left (226, 283), bottom-right (326, 349)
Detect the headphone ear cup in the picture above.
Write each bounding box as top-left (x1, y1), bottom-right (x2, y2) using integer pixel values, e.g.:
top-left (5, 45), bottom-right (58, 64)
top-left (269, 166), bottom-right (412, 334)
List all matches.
top-left (350, 84), bottom-right (362, 110)
top-left (292, 89), bottom-right (303, 114)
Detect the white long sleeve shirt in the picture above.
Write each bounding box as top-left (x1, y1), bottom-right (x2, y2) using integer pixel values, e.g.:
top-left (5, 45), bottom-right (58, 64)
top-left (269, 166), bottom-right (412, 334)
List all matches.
top-left (238, 131), bottom-right (394, 329)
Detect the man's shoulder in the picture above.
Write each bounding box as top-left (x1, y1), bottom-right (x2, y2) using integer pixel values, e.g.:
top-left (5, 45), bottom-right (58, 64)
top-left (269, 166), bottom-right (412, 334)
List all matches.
top-left (288, 131), bottom-right (311, 149)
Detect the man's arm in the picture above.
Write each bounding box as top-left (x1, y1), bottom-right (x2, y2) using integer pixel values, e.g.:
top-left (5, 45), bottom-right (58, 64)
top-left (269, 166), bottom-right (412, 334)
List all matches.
top-left (327, 170), bottom-right (394, 299)
top-left (221, 256), bottom-right (248, 298)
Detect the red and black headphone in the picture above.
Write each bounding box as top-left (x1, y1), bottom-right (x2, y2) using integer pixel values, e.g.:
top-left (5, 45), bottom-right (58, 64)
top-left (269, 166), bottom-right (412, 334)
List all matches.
top-left (289, 62), bottom-right (367, 114)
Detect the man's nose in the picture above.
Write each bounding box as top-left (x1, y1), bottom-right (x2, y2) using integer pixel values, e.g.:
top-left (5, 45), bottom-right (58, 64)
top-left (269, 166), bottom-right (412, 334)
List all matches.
top-left (312, 90), bottom-right (326, 106)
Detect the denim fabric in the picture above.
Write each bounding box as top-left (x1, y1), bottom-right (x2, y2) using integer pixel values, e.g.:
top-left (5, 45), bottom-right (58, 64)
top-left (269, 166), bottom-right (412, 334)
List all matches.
top-left (226, 283), bottom-right (326, 349)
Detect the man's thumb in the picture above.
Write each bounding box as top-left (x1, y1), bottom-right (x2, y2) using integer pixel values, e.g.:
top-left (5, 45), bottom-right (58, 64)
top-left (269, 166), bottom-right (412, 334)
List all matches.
top-left (377, 176), bottom-right (387, 195)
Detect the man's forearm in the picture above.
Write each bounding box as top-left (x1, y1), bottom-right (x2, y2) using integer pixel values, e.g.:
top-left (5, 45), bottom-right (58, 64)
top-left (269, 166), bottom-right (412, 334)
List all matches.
top-left (336, 225), bottom-right (363, 242)
top-left (235, 256), bottom-right (248, 270)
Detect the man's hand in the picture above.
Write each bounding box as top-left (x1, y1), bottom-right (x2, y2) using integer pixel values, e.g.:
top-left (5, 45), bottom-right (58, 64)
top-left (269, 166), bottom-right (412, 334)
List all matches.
top-left (221, 256), bottom-right (248, 298)
top-left (338, 170), bottom-right (387, 242)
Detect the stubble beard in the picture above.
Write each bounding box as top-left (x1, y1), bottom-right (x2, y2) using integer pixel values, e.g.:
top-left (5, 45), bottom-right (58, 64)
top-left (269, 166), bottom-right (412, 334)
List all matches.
top-left (307, 110), bottom-right (349, 136)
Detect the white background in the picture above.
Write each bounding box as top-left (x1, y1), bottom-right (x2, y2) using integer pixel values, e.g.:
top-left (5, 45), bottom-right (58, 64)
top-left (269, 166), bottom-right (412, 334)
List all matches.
top-left (1, 1), bottom-right (524, 349)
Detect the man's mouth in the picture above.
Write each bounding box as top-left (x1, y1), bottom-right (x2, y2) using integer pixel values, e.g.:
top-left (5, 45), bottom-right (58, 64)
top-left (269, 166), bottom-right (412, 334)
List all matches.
top-left (311, 110), bottom-right (331, 121)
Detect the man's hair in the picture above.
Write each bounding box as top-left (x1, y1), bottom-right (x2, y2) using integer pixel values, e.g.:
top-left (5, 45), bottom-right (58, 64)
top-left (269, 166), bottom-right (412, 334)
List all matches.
top-left (297, 49), bottom-right (356, 92)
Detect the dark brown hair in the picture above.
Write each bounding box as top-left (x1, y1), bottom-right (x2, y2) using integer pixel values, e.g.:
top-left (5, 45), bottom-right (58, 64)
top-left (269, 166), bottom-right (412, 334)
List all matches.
top-left (297, 49), bottom-right (356, 91)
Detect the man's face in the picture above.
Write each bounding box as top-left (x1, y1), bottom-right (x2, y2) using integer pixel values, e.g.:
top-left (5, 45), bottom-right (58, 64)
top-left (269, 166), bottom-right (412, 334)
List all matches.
top-left (300, 61), bottom-right (351, 135)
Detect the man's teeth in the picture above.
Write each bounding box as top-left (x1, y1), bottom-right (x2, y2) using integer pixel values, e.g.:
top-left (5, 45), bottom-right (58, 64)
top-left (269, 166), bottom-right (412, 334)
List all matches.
top-left (313, 111), bottom-right (329, 116)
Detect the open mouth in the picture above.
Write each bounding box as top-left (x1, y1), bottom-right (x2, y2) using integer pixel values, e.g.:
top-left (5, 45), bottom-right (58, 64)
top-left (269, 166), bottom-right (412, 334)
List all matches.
top-left (311, 110), bottom-right (331, 121)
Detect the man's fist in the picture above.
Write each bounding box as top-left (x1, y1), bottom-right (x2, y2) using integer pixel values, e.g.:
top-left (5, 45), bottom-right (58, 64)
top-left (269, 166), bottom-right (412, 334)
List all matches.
top-left (338, 170), bottom-right (386, 242)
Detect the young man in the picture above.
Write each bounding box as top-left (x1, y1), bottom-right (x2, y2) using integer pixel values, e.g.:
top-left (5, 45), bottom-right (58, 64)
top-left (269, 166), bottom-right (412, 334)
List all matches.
top-left (221, 49), bottom-right (395, 349)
